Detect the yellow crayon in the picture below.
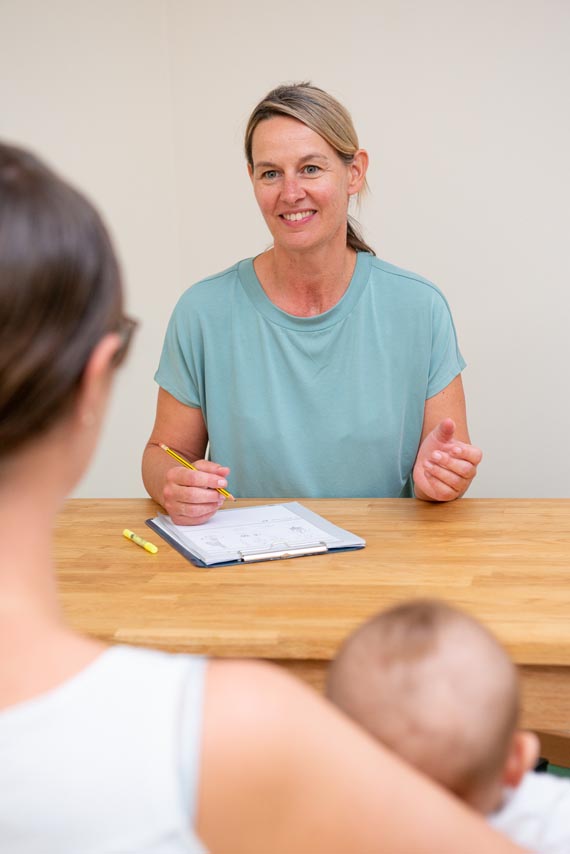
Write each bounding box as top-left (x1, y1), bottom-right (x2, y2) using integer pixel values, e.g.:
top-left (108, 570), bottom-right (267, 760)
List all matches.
top-left (123, 529), bottom-right (158, 554)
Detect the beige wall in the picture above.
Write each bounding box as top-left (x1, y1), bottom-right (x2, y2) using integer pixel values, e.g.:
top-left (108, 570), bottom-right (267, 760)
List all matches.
top-left (1, 0), bottom-right (569, 496)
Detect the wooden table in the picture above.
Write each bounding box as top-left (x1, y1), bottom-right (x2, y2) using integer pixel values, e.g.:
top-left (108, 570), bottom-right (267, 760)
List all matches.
top-left (55, 498), bottom-right (570, 743)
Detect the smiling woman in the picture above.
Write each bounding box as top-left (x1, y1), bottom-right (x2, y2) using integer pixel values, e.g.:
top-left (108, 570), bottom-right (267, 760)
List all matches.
top-left (244, 82), bottom-right (374, 261)
top-left (247, 115), bottom-right (368, 300)
top-left (142, 82), bottom-right (483, 524)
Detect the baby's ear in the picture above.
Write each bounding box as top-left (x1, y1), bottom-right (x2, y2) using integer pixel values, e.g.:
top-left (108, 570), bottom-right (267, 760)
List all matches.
top-left (502, 730), bottom-right (540, 788)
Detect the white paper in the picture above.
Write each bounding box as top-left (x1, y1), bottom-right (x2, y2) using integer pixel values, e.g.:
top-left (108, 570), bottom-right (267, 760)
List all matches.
top-left (150, 502), bottom-right (365, 565)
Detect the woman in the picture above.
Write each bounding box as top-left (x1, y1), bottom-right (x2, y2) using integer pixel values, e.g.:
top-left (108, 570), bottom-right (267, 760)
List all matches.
top-left (143, 82), bottom-right (482, 526)
top-left (0, 144), bottom-right (519, 852)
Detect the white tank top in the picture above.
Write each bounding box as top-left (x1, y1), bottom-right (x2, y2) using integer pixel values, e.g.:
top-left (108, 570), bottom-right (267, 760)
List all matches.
top-left (0, 645), bottom-right (207, 853)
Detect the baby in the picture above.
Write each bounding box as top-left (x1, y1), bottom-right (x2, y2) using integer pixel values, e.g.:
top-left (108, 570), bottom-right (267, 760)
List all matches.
top-left (327, 600), bottom-right (570, 852)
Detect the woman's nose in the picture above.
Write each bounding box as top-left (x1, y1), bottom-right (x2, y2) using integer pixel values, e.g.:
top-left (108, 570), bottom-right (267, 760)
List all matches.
top-left (280, 175), bottom-right (305, 203)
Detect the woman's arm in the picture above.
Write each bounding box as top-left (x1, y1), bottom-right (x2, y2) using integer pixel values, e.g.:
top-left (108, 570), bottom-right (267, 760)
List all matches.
top-left (413, 374), bottom-right (482, 501)
top-left (197, 660), bottom-right (523, 854)
top-left (142, 388), bottom-right (230, 525)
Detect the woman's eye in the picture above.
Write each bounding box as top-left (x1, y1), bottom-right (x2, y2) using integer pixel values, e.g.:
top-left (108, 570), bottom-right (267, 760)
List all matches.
top-left (303, 165), bottom-right (320, 175)
top-left (262, 170), bottom-right (279, 180)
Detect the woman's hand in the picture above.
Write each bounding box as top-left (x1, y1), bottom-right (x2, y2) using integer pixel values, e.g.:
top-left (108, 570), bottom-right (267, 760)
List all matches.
top-left (413, 418), bottom-right (482, 502)
top-left (142, 388), bottom-right (232, 524)
top-left (163, 459), bottom-right (231, 525)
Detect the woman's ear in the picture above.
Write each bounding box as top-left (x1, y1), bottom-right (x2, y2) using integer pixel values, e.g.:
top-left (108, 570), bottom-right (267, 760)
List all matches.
top-left (502, 730), bottom-right (540, 788)
top-left (348, 149), bottom-right (369, 197)
top-left (75, 332), bottom-right (122, 429)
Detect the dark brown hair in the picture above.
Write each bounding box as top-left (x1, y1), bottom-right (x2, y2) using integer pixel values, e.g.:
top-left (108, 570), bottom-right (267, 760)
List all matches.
top-left (0, 142), bottom-right (125, 460)
top-left (245, 83), bottom-right (375, 256)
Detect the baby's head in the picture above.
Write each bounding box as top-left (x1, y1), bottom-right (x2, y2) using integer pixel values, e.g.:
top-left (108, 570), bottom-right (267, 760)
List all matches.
top-left (327, 600), bottom-right (539, 813)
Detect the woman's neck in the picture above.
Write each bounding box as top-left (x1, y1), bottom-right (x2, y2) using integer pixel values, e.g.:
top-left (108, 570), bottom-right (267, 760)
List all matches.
top-left (255, 243), bottom-right (357, 316)
top-left (0, 469), bottom-right (61, 623)
top-left (0, 449), bottom-right (104, 709)
top-left (0, 419), bottom-right (77, 610)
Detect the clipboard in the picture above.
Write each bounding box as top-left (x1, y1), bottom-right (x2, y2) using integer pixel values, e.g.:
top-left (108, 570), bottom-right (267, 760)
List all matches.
top-left (146, 501), bottom-right (366, 567)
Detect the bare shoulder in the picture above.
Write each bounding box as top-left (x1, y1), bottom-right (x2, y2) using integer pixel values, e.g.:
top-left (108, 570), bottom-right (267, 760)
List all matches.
top-left (196, 660), bottom-right (522, 854)
top-left (201, 659), bottom-right (324, 765)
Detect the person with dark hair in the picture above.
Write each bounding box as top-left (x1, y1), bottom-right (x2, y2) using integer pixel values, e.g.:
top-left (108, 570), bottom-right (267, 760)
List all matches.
top-left (327, 599), bottom-right (570, 852)
top-left (143, 82), bottom-right (482, 525)
top-left (0, 142), bottom-right (522, 853)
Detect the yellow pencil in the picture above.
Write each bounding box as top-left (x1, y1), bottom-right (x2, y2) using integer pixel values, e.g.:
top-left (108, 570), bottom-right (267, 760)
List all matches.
top-left (159, 443), bottom-right (235, 501)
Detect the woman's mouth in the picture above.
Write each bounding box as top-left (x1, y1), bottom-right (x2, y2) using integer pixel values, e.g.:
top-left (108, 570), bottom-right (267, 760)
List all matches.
top-left (281, 210), bottom-right (316, 223)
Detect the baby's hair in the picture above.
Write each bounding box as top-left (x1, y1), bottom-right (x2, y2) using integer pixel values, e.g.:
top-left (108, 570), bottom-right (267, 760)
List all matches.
top-left (0, 142), bottom-right (125, 462)
top-left (327, 599), bottom-right (519, 801)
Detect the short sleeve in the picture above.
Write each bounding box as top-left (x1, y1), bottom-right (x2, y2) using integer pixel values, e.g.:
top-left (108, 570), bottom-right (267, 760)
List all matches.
top-left (154, 293), bottom-right (202, 409)
top-left (426, 292), bottom-right (466, 399)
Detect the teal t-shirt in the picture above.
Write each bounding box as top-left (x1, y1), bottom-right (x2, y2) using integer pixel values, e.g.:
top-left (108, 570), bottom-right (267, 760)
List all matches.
top-left (155, 252), bottom-right (466, 498)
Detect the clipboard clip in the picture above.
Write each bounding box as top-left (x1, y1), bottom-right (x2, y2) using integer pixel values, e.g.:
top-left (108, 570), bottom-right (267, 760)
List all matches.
top-left (238, 541), bottom-right (328, 563)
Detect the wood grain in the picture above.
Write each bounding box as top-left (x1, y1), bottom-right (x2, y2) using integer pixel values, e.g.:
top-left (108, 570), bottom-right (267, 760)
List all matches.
top-left (55, 498), bottom-right (570, 742)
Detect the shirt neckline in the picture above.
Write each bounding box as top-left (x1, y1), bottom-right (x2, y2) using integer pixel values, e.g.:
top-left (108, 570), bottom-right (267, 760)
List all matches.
top-left (0, 646), bottom-right (120, 728)
top-left (237, 251), bottom-right (372, 331)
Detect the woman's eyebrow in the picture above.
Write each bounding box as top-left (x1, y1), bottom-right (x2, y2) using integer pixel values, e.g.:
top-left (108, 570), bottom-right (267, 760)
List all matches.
top-left (299, 153), bottom-right (330, 163)
top-left (255, 153), bottom-right (330, 170)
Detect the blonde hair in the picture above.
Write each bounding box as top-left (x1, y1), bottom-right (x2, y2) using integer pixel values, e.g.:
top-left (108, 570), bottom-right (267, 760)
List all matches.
top-left (245, 83), bottom-right (375, 256)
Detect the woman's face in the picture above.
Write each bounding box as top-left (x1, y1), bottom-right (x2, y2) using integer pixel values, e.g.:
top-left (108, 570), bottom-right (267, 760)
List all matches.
top-left (249, 115), bottom-right (366, 255)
